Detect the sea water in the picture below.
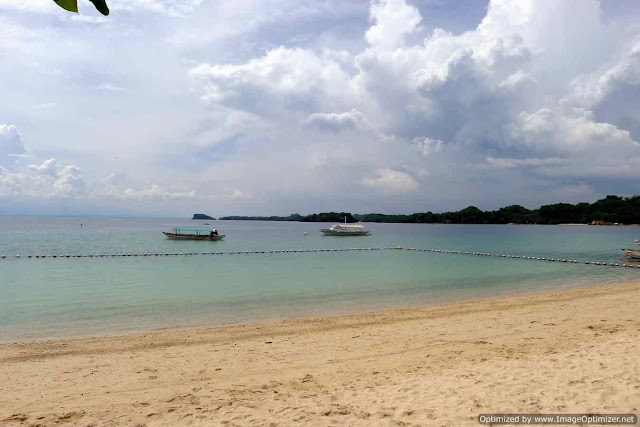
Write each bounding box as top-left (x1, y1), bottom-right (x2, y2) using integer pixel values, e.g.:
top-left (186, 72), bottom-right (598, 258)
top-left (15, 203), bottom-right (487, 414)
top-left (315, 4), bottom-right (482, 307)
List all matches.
top-left (0, 217), bottom-right (638, 341)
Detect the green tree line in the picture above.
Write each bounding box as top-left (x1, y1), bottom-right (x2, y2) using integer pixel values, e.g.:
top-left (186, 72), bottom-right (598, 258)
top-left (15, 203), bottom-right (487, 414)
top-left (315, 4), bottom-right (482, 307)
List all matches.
top-left (219, 214), bottom-right (303, 221)
top-left (353, 195), bottom-right (640, 224)
top-left (219, 195), bottom-right (640, 225)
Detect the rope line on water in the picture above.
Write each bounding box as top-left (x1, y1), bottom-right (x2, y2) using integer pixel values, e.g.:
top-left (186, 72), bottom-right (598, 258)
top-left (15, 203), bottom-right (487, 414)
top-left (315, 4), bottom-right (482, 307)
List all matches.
top-left (1, 246), bottom-right (638, 268)
top-left (402, 248), bottom-right (639, 269)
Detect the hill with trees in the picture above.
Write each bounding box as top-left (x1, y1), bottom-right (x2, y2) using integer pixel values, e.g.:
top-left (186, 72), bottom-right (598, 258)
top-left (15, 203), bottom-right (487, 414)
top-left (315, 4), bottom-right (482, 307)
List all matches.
top-left (353, 196), bottom-right (640, 224)
top-left (218, 195), bottom-right (640, 225)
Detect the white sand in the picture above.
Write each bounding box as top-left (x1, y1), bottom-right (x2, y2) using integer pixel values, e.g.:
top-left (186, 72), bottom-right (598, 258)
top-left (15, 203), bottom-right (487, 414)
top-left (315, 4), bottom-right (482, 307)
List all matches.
top-left (1, 282), bottom-right (639, 426)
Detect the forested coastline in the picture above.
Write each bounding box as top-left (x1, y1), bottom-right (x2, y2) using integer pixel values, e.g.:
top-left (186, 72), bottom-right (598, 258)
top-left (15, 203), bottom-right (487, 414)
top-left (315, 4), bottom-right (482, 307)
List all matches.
top-left (219, 195), bottom-right (640, 225)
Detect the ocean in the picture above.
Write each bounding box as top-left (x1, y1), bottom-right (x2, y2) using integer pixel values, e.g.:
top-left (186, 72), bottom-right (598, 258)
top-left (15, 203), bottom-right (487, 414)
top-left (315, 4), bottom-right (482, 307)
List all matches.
top-left (1, 217), bottom-right (638, 341)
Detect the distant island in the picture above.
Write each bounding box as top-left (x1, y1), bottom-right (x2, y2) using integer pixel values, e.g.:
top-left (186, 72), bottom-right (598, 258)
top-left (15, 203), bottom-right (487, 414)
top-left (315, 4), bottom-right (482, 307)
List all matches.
top-left (219, 195), bottom-right (640, 225)
top-left (192, 213), bottom-right (216, 220)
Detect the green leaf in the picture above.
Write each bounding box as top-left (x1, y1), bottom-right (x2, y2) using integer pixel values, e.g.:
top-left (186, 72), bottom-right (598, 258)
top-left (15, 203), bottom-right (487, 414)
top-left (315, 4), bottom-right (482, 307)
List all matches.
top-left (89, 0), bottom-right (109, 16)
top-left (54, 0), bottom-right (78, 13)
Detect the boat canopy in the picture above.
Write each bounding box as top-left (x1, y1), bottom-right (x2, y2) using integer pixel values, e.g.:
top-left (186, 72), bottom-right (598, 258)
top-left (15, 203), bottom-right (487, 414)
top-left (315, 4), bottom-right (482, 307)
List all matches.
top-left (334, 223), bottom-right (365, 229)
top-left (173, 227), bottom-right (216, 232)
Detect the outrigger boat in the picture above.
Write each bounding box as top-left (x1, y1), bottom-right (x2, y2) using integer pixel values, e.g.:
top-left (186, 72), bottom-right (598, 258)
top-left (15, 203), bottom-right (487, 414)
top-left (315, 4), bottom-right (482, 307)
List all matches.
top-left (622, 240), bottom-right (640, 260)
top-left (321, 218), bottom-right (371, 236)
top-left (163, 227), bottom-right (225, 241)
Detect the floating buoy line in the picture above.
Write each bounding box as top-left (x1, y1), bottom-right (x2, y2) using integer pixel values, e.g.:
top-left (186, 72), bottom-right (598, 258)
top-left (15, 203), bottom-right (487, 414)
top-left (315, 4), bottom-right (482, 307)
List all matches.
top-left (0, 246), bottom-right (638, 269)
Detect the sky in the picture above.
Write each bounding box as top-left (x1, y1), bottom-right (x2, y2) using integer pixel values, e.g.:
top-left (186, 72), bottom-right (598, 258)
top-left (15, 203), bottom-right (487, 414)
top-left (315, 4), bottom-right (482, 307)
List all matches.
top-left (1, 0), bottom-right (640, 217)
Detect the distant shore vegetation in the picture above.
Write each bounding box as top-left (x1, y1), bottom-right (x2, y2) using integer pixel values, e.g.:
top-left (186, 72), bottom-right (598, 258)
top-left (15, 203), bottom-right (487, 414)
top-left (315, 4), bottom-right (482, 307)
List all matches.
top-left (218, 195), bottom-right (640, 225)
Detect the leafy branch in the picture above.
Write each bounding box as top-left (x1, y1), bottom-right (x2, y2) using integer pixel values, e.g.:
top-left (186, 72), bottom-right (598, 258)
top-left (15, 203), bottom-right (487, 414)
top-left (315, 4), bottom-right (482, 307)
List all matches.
top-left (53, 0), bottom-right (109, 16)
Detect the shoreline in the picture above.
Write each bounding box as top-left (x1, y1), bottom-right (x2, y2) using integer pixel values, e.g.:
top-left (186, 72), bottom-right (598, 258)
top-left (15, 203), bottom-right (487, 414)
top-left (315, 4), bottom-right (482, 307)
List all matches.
top-left (2, 281), bottom-right (639, 426)
top-left (2, 279), bottom-right (635, 346)
top-left (2, 279), bottom-right (638, 348)
top-left (1, 276), bottom-right (630, 345)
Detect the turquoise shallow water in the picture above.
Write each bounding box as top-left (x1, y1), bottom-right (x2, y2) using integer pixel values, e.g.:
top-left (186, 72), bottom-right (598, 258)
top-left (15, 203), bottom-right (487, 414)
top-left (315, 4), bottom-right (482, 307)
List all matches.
top-left (0, 217), bottom-right (638, 341)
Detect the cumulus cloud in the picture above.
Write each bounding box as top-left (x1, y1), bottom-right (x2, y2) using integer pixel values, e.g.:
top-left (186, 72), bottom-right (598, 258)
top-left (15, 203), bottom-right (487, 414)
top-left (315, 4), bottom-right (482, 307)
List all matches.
top-left (365, 0), bottom-right (422, 51)
top-left (0, 128), bottom-right (90, 199)
top-left (361, 169), bottom-right (418, 193)
top-left (569, 35), bottom-right (640, 140)
top-left (4, 0), bottom-right (640, 214)
top-left (497, 104), bottom-right (640, 179)
top-left (93, 174), bottom-right (196, 200)
top-left (412, 137), bottom-right (444, 157)
top-left (0, 158), bottom-right (87, 198)
top-left (0, 124), bottom-right (25, 165)
top-left (497, 70), bottom-right (537, 91)
top-left (0, 159), bottom-right (197, 201)
top-left (571, 36), bottom-right (640, 104)
top-left (118, 185), bottom-right (196, 200)
top-left (306, 109), bottom-right (367, 132)
top-left (186, 0), bottom-right (640, 209)
top-left (188, 47), bottom-right (355, 116)
top-left (503, 104), bottom-right (639, 154)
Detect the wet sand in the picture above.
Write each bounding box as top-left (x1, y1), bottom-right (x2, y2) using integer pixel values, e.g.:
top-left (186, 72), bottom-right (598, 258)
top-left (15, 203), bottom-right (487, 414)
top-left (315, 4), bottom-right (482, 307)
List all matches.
top-left (1, 281), bottom-right (639, 426)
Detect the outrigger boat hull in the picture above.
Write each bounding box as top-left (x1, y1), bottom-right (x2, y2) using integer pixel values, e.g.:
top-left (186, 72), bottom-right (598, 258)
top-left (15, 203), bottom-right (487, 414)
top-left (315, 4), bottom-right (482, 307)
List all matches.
top-left (163, 232), bottom-right (225, 241)
top-left (321, 229), bottom-right (371, 236)
top-left (622, 249), bottom-right (640, 260)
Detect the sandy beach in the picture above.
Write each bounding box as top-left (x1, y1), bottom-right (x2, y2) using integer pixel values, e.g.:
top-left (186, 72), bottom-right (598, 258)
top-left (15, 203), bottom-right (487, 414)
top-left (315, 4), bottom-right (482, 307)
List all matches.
top-left (1, 282), bottom-right (639, 426)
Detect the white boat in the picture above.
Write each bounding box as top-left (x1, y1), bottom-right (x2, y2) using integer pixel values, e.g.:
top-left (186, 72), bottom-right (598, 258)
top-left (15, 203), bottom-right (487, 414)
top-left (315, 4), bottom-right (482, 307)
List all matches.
top-left (321, 221), bottom-right (371, 236)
